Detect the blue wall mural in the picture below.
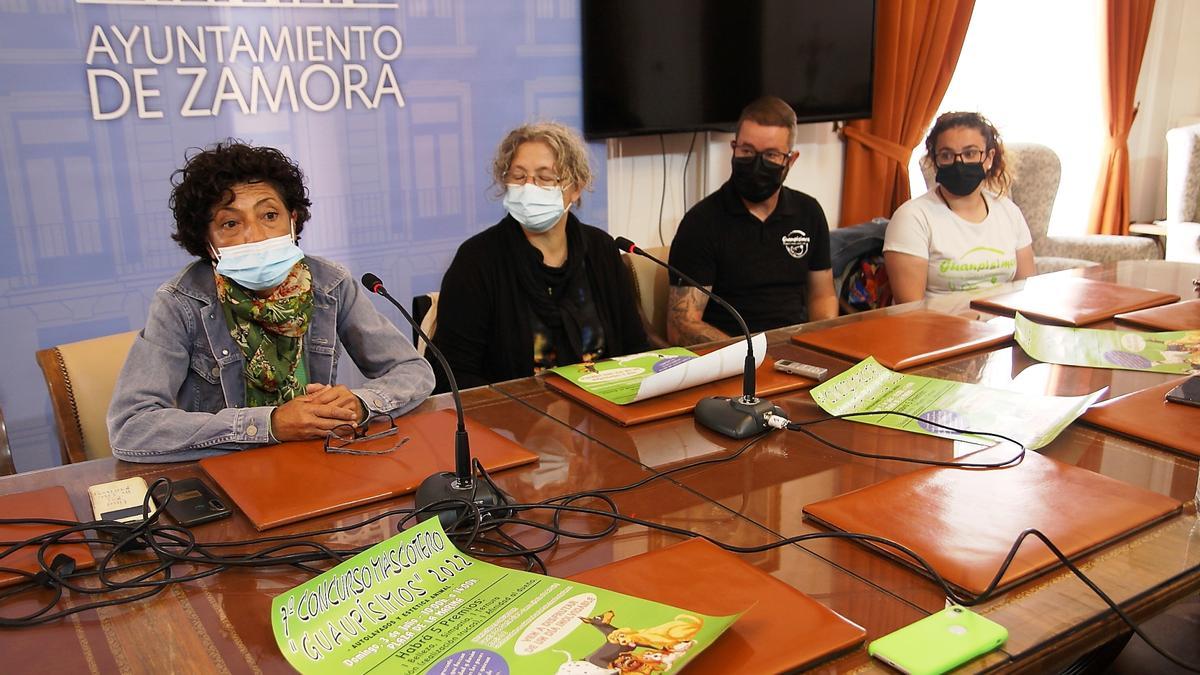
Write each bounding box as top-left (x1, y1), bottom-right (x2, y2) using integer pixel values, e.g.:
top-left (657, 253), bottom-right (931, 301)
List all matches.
top-left (0, 0), bottom-right (606, 471)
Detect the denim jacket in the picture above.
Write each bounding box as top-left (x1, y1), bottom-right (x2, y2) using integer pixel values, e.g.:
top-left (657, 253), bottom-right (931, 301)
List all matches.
top-left (107, 256), bottom-right (435, 462)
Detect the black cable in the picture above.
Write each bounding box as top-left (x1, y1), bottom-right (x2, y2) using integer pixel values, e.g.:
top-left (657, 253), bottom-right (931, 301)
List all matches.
top-left (681, 131), bottom-right (697, 213)
top-left (0, 477), bottom-right (408, 626)
top-left (0, 405), bottom-right (1054, 600)
top-left (540, 431), bottom-right (771, 507)
top-left (0, 433), bottom-right (1195, 672)
top-left (441, 481), bottom-right (1200, 673)
top-left (657, 133), bottom-right (667, 246)
top-left (418, 411), bottom-right (1184, 673)
top-left (786, 409), bottom-right (1027, 468)
top-left (0, 411), bottom-right (1030, 607)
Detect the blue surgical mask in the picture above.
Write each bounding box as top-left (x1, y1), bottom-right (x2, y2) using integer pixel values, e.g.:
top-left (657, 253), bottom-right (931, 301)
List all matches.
top-left (212, 221), bottom-right (304, 291)
top-left (504, 184), bottom-right (567, 233)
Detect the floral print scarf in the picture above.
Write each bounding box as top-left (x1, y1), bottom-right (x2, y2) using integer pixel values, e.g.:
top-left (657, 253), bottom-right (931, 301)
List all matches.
top-left (214, 260), bottom-right (314, 407)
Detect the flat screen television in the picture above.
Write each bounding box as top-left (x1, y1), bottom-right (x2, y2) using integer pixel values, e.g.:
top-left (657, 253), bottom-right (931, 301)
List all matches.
top-left (581, 0), bottom-right (876, 139)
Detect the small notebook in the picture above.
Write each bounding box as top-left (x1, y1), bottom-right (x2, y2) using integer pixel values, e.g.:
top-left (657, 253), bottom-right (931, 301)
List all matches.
top-left (1114, 299), bottom-right (1200, 331)
top-left (0, 486), bottom-right (95, 588)
top-left (545, 356), bottom-right (819, 426)
top-left (201, 409), bottom-right (538, 530)
top-left (970, 276), bottom-right (1179, 326)
top-left (791, 310), bottom-right (1013, 370)
top-left (569, 538), bottom-right (866, 674)
top-left (803, 447), bottom-right (1181, 596)
top-left (1081, 377), bottom-right (1200, 458)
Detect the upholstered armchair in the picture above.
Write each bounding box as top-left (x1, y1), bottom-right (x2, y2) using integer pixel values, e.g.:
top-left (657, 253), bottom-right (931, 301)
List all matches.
top-left (1164, 122), bottom-right (1200, 262)
top-left (922, 143), bottom-right (1160, 274)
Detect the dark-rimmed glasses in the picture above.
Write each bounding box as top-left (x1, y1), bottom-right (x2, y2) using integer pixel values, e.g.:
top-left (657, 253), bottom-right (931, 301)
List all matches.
top-left (324, 414), bottom-right (409, 456)
top-left (730, 142), bottom-right (791, 167)
top-left (934, 147), bottom-right (986, 166)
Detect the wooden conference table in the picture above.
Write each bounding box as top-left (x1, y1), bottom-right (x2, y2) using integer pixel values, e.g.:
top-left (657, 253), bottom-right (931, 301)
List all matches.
top-left (1, 260), bottom-right (1198, 674)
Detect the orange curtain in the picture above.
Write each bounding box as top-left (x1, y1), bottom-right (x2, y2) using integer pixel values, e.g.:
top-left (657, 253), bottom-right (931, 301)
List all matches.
top-left (838, 0), bottom-right (975, 227)
top-left (1088, 0), bottom-right (1156, 236)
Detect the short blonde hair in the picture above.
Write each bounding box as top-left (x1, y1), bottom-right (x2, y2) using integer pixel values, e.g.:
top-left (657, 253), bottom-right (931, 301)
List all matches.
top-left (490, 122), bottom-right (593, 201)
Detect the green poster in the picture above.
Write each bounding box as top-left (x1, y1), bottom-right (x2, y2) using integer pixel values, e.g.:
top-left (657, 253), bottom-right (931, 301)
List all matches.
top-left (1014, 312), bottom-right (1200, 373)
top-left (548, 334), bottom-right (767, 405)
top-left (272, 518), bottom-right (739, 674)
top-left (809, 357), bottom-right (1104, 450)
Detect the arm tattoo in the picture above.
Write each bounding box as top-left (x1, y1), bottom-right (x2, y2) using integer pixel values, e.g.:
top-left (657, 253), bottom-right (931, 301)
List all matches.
top-left (667, 286), bottom-right (730, 346)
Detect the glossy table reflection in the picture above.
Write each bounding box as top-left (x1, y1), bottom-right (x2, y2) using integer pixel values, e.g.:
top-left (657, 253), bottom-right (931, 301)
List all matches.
top-left (0, 372), bottom-right (925, 673)
top-left (491, 261), bottom-right (1200, 674)
top-left (1, 261), bottom-right (1198, 674)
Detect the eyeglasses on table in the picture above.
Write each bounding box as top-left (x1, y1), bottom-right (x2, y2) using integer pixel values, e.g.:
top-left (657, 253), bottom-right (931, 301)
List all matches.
top-left (323, 413), bottom-right (409, 456)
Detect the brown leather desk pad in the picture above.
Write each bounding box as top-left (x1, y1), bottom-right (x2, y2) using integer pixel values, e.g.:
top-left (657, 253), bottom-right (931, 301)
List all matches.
top-left (791, 309), bottom-right (1013, 370)
top-left (802, 448), bottom-right (1181, 596)
top-left (1081, 377), bottom-right (1200, 458)
top-left (569, 538), bottom-right (866, 674)
top-left (201, 409), bottom-right (538, 531)
top-left (0, 486), bottom-right (95, 588)
top-left (970, 276), bottom-right (1179, 326)
top-left (1114, 299), bottom-right (1200, 331)
top-left (544, 356), bottom-right (815, 426)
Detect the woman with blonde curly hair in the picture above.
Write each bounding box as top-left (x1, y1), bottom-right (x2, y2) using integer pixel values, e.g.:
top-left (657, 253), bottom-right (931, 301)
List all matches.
top-left (432, 122), bottom-right (649, 391)
top-left (884, 112), bottom-right (1035, 302)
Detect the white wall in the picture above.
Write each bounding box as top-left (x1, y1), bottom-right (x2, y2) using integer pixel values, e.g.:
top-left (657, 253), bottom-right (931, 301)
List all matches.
top-left (703, 123), bottom-right (845, 226)
top-left (603, 133), bottom-right (705, 249)
top-left (605, 121), bottom-right (845, 247)
top-left (1128, 0), bottom-right (1200, 223)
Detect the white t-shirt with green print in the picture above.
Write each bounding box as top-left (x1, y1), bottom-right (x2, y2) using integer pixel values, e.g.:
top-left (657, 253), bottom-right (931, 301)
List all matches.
top-left (884, 189), bottom-right (1033, 296)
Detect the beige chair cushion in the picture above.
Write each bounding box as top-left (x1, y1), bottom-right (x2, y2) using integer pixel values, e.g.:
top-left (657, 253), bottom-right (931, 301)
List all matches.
top-left (417, 292), bottom-right (438, 357)
top-left (621, 245), bottom-right (670, 342)
top-left (53, 331), bottom-right (137, 461)
top-left (1165, 122), bottom-right (1200, 223)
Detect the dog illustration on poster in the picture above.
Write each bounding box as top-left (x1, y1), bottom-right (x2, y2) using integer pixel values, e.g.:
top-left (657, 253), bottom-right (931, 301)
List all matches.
top-left (574, 610), bottom-right (703, 673)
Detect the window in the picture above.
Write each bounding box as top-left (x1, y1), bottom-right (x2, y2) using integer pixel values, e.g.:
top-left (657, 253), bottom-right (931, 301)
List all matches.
top-left (909, 0), bottom-right (1104, 236)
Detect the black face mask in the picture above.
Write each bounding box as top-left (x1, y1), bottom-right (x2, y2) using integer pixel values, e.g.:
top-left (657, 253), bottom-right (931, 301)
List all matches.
top-left (935, 162), bottom-right (987, 197)
top-left (731, 154), bottom-right (788, 203)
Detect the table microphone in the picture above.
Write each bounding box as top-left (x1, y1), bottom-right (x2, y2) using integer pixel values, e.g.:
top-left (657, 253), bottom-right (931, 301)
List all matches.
top-left (613, 237), bottom-right (784, 438)
top-left (361, 273), bottom-right (510, 529)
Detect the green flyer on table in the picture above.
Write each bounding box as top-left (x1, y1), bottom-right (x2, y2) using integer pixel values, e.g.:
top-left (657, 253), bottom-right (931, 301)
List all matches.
top-left (1014, 312), bottom-right (1200, 373)
top-left (548, 334), bottom-right (767, 405)
top-left (809, 357), bottom-right (1104, 450)
top-left (271, 517), bottom-right (740, 674)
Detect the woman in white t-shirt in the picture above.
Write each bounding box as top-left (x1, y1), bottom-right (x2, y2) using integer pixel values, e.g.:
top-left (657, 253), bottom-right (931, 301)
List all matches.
top-left (884, 112), bottom-right (1035, 302)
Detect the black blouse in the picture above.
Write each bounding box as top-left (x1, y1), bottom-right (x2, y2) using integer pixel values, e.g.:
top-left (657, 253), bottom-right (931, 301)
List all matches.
top-left (432, 214), bottom-right (650, 393)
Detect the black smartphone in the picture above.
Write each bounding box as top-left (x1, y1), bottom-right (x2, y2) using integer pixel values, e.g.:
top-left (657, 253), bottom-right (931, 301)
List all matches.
top-left (1165, 376), bottom-right (1200, 407)
top-left (152, 477), bottom-right (233, 527)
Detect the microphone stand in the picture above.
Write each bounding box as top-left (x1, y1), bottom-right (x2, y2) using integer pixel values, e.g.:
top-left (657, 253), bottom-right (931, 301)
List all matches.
top-left (361, 274), bottom-right (510, 529)
top-left (615, 238), bottom-right (784, 438)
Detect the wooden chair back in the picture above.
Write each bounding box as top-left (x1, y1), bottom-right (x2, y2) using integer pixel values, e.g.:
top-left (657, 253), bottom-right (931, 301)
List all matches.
top-left (36, 331), bottom-right (138, 464)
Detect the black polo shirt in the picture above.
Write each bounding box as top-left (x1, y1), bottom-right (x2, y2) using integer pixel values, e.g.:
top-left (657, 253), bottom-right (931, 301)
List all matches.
top-left (668, 180), bottom-right (831, 335)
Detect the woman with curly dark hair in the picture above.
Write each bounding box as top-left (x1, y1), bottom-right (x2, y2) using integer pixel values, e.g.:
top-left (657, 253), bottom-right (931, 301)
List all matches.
top-left (884, 112), bottom-right (1035, 303)
top-left (107, 140), bottom-right (433, 462)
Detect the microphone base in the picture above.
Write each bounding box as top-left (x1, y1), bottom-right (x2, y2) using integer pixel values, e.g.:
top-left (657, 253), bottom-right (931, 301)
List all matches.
top-left (694, 396), bottom-right (785, 439)
top-left (414, 472), bottom-right (511, 531)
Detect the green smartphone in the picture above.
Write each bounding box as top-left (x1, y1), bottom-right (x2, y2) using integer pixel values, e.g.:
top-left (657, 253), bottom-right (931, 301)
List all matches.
top-left (868, 606), bottom-right (1007, 675)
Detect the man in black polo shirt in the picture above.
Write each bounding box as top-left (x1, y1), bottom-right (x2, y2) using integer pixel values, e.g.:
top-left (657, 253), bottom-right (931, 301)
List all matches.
top-left (667, 96), bottom-right (837, 345)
